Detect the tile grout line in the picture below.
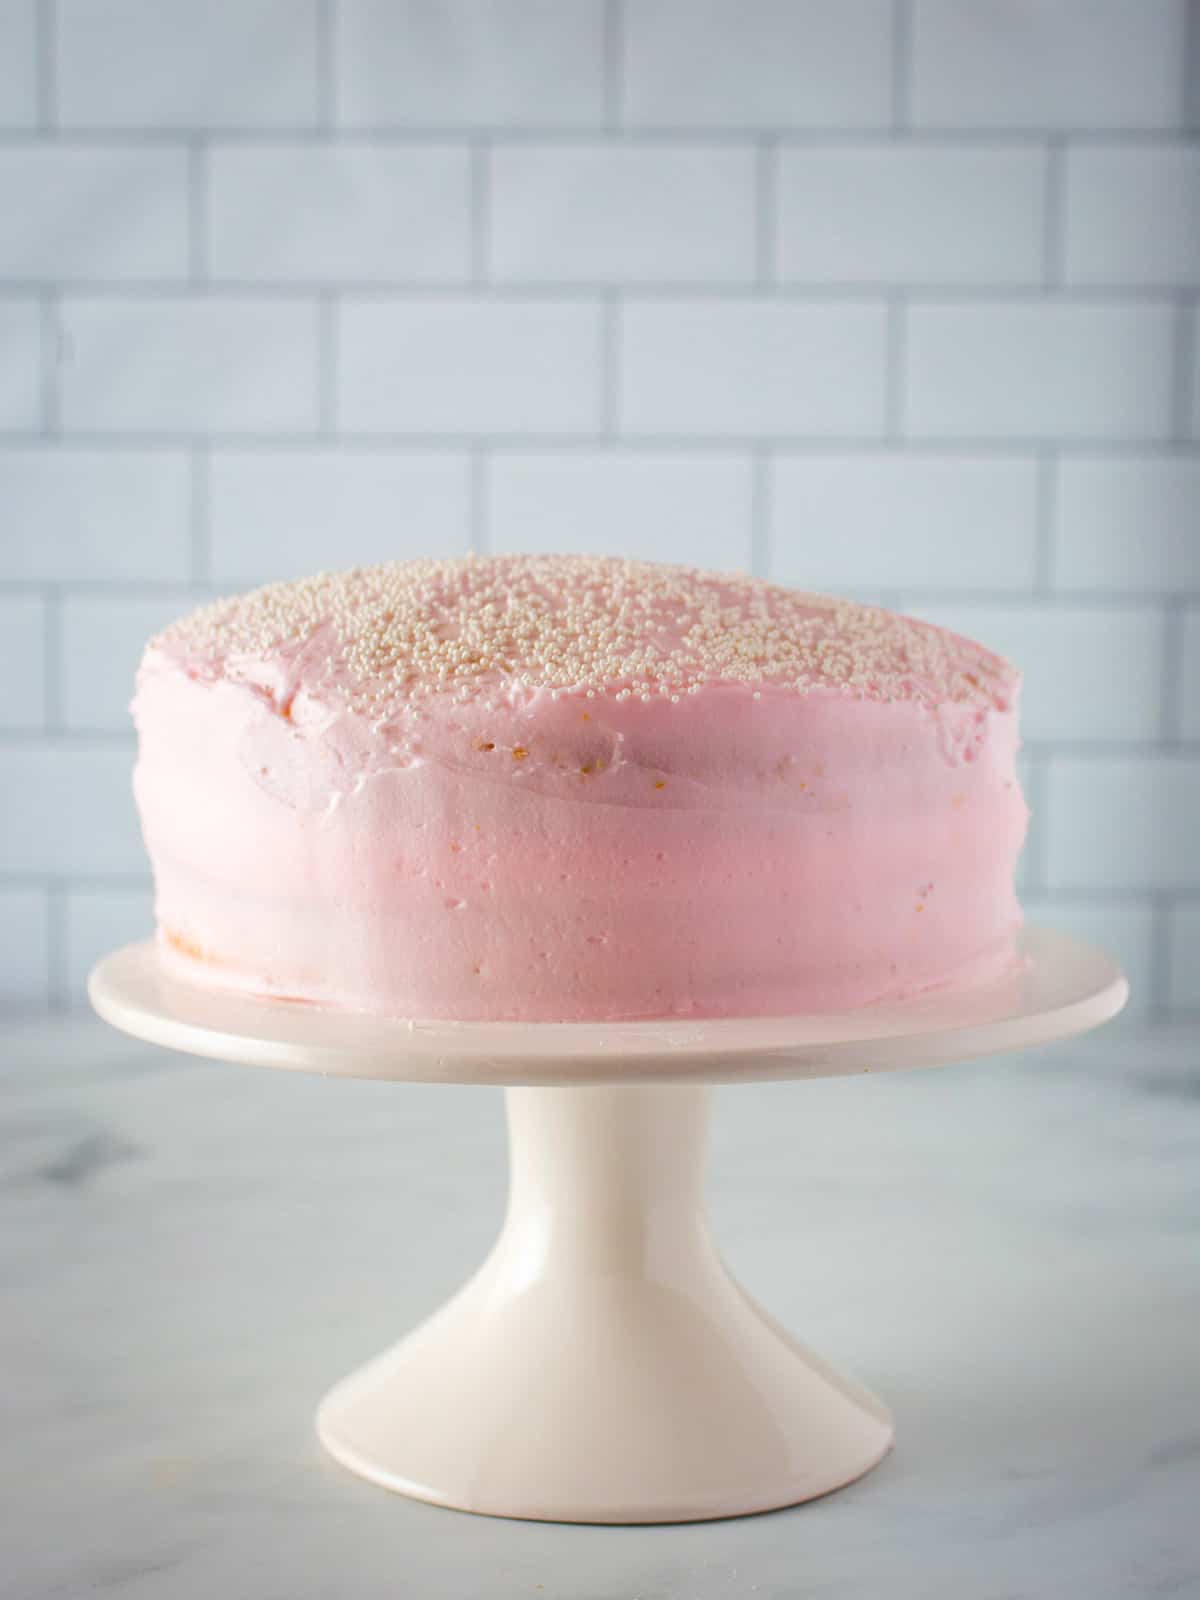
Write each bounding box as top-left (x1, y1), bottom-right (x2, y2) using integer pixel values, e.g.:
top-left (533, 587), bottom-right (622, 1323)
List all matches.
top-left (1183, 0), bottom-right (1200, 131)
top-left (0, 126), bottom-right (1197, 147)
top-left (470, 448), bottom-right (488, 555)
top-left (1034, 449), bottom-right (1057, 591)
top-left (600, 292), bottom-right (620, 437)
top-left (1149, 894), bottom-right (1175, 1018)
top-left (1170, 293), bottom-right (1197, 441)
top-left (884, 294), bottom-right (907, 437)
top-left (1041, 137), bottom-right (1066, 287)
top-left (187, 139), bottom-right (207, 284)
top-left (317, 0), bottom-right (336, 129)
top-left (749, 449), bottom-right (771, 578)
top-left (36, 0), bottom-right (56, 131)
top-left (755, 137), bottom-right (777, 287)
top-left (38, 291), bottom-right (59, 433)
top-left (317, 293), bottom-right (338, 434)
top-left (1160, 596), bottom-right (1185, 742)
top-left (0, 432), bottom-right (1196, 456)
top-left (47, 880), bottom-right (68, 1014)
top-left (42, 583), bottom-right (62, 731)
top-left (189, 445), bottom-right (211, 583)
top-left (891, 0), bottom-right (913, 131)
top-left (0, 281), bottom-right (1194, 303)
top-left (470, 140), bottom-right (490, 286)
top-left (603, 0), bottom-right (624, 130)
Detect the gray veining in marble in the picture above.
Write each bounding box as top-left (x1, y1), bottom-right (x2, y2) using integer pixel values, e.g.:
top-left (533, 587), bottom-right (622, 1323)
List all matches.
top-left (2, 1017), bottom-right (1197, 1599)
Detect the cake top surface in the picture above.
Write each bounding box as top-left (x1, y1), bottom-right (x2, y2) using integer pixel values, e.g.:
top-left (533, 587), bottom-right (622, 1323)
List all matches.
top-left (149, 553), bottom-right (1016, 715)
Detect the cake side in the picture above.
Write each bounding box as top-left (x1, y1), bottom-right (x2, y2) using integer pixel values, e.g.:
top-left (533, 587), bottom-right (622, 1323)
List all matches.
top-left (131, 555), bottom-right (1028, 1022)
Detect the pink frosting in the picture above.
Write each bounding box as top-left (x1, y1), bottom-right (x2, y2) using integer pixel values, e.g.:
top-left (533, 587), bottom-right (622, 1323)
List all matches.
top-left (131, 556), bottom-right (1028, 1021)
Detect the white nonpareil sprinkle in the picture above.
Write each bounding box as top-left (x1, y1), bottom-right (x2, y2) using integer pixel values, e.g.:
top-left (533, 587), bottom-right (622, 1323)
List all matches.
top-left (153, 553), bottom-right (1014, 715)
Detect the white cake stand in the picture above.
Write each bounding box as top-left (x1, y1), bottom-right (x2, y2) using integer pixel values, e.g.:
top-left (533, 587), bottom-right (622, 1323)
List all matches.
top-left (89, 927), bottom-right (1125, 1525)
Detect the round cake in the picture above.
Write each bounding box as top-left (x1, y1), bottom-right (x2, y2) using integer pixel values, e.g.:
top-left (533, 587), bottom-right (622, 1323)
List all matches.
top-left (131, 554), bottom-right (1028, 1022)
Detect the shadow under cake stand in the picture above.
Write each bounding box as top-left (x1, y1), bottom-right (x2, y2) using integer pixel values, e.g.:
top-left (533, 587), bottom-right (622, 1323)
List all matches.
top-left (89, 926), bottom-right (1125, 1525)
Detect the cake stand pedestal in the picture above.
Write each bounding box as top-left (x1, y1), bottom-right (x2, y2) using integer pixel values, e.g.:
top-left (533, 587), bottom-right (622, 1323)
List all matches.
top-left (89, 927), bottom-right (1125, 1525)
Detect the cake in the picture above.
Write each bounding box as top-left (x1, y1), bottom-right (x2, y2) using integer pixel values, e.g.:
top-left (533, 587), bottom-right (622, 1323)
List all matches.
top-left (131, 554), bottom-right (1028, 1022)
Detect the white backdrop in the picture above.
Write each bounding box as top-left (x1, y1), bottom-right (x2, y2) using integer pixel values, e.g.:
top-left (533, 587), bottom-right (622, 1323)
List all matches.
top-left (0, 0), bottom-right (1197, 1016)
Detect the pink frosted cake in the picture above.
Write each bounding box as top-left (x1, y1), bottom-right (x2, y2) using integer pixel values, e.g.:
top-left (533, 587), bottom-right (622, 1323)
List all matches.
top-left (132, 554), bottom-right (1027, 1022)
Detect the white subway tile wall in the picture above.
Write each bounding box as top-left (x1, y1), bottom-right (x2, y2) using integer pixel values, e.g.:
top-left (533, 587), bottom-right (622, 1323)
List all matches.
top-left (0, 298), bottom-right (40, 429)
top-left (623, 0), bottom-right (893, 129)
top-left (337, 298), bottom-right (603, 433)
top-left (620, 300), bottom-right (888, 435)
top-left (0, 148), bottom-right (190, 280)
top-left (0, 0), bottom-right (1195, 1013)
top-left (206, 145), bottom-right (473, 283)
top-left (489, 145), bottom-right (756, 283)
top-left (208, 451), bottom-right (472, 582)
top-left (0, 593), bottom-right (45, 727)
top-left (775, 146), bottom-right (1044, 285)
top-left (485, 451), bottom-right (753, 567)
top-left (0, 888), bottom-right (50, 1010)
top-left (55, 0), bottom-right (321, 130)
top-left (904, 302), bottom-right (1177, 439)
top-left (58, 298), bottom-right (321, 433)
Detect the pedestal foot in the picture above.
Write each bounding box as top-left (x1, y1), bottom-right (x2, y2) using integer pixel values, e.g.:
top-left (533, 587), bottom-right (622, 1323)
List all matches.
top-left (316, 1084), bottom-right (893, 1523)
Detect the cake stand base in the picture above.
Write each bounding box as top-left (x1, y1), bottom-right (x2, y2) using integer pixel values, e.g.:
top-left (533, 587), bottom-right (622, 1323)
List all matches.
top-left (89, 929), bottom-right (1126, 1524)
top-left (316, 1083), bottom-right (892, 1523)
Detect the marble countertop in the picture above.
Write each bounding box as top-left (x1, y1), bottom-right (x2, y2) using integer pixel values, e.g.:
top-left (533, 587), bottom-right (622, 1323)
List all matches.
top-left (3, 1014), bottom-right (1197, 1599)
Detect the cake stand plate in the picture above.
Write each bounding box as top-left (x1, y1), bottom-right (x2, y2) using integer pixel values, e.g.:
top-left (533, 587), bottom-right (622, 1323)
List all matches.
top-left (89, 928), bottom-right (1125, 1524)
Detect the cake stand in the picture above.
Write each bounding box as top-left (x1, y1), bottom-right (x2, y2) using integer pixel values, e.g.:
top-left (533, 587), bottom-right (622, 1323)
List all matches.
top-left (89, 926), bottom-right (1125, 1525)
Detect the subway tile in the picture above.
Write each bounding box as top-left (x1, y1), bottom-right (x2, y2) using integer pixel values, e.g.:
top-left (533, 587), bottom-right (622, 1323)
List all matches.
top-left (486, 451), bottom-right (752, 568)
top-left (623, 0), bottom-right (891, 129)
top-left (0, 147), bottom-right (189, 282)
top-left (0, 297), bottom-right (39, 429)
top-left (0, 887), bottom-right (50, 1011)
top-left (0, 450), bottom-right (191, 579)
top-left (65, 884), bottom-right (154, 1007)
top-left (1045, 755), bottom-right (1200, 890)
top-left (337, 298), bottom-right (602, 434)
top-left (1180, 608), bottom-right (1200, 741)
top-left (1055, 457), bottom-right (1200, 593)
top-left (912, 0), bottom-right (1186, 129)
top-left (59, 297), bottom-right (319, 433)
top-left (769, 454), bottom-right (1038, 589)
top-left (62, 591), bottom-right (199, 732)
top-left (1167, 901), bottom-right (1200, 1011)
top-left (337, 0), bottom-right (604, 128)
top-left (903, 603), bottom-right (1165, 742)
top-left (0, 745), bottom-right (143, 875)
top-left (1020, 896), bottom-right (1154, 1017)
top-left (207, 145), bottom-right (471, 283)
top-left (56, 0), bottom-right (319, 128)
top-left (0, 594), bottom-right (44, 727)
top-left (490, 145), bottom-right (755, 284)
top-left (906, 302), bottom-right (1175, 440)
top-left (620, 300), bottom-right (886, 436)
top-left (1064, 145), bottom-right (1200, 287)
top-left (776, 145), bottom-right (1043, 285)
top-left (0, 1), bottom-right (36, 128)
top-left (209, 451), bottom-right (471, 582)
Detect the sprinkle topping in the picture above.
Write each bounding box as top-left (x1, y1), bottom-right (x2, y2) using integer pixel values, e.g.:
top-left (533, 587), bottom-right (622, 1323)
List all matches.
top-left (151, 554), bottom-right (1015, 714)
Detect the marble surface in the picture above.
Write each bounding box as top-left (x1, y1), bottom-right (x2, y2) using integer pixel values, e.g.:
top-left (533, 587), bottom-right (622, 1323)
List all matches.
top-left (2, 1014), bottom-right (1197, 1599)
